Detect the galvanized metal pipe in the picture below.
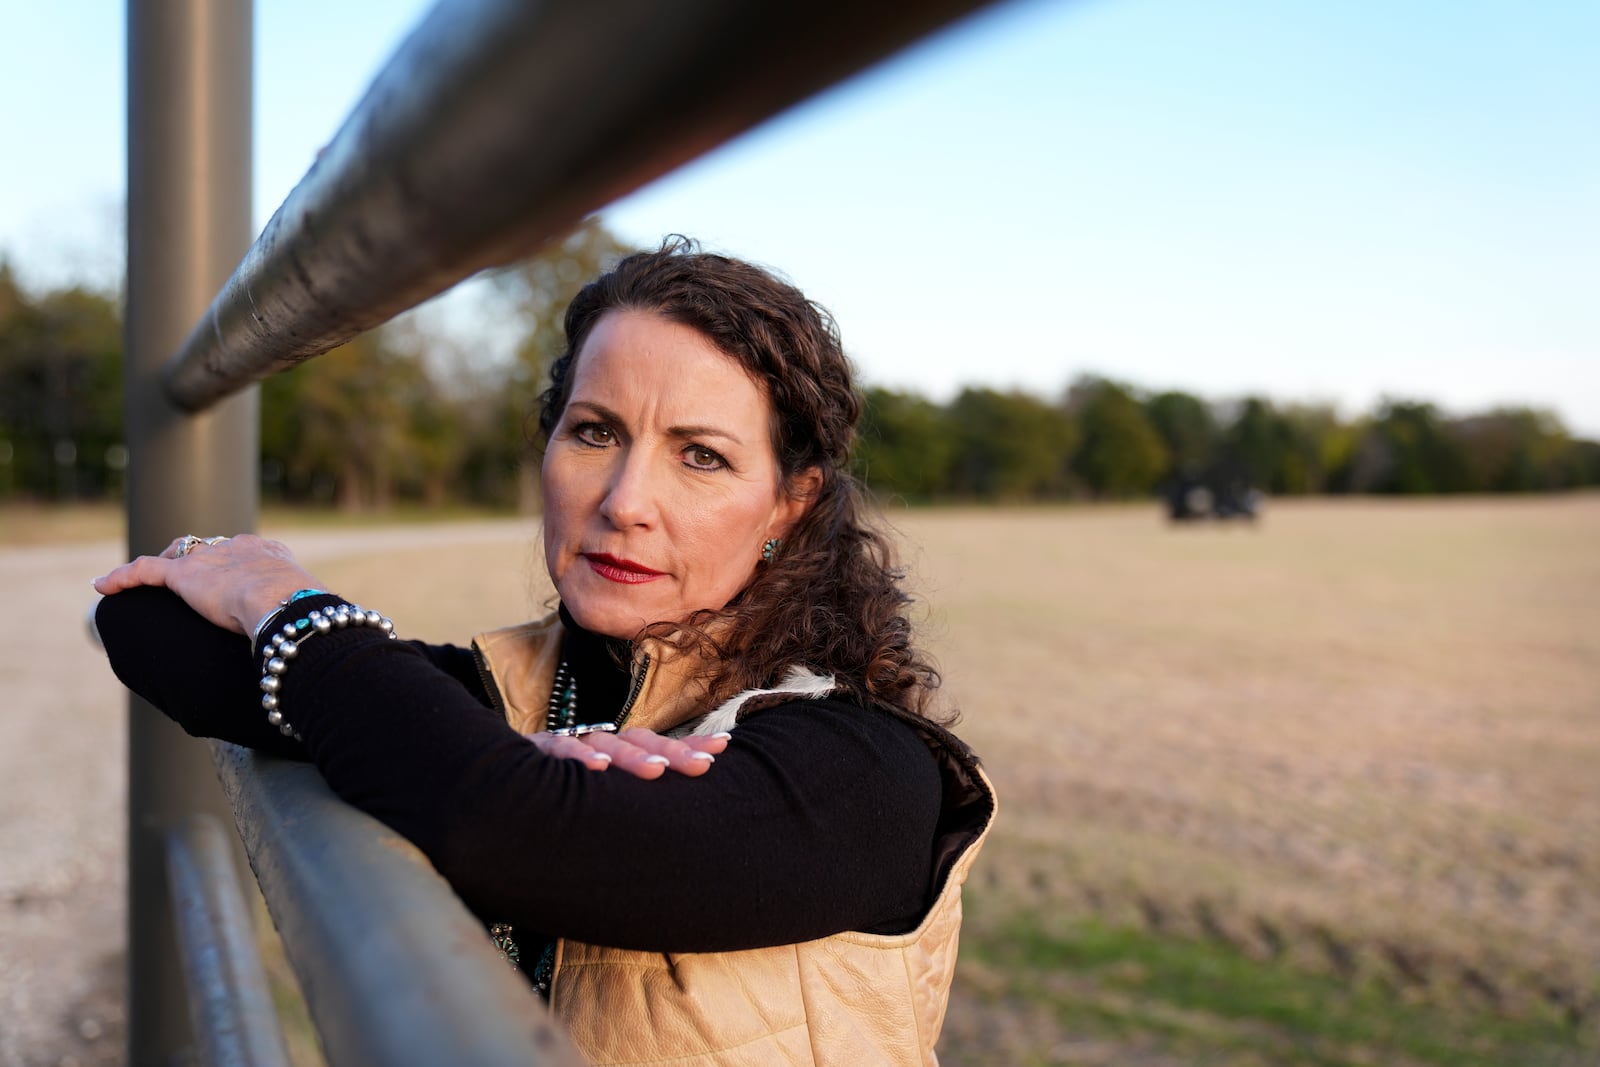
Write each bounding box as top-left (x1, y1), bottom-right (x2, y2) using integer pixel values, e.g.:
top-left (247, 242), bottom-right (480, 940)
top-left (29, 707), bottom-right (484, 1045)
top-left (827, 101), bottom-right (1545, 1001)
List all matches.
top-left (163, 0), bottom-right (995, 411)
top-left (125, 1), bottom-right (256, 1061)
top-left (166, 815), bottom-right (295, 1067)
top-left (211, 743), bottom-right (585, 1066)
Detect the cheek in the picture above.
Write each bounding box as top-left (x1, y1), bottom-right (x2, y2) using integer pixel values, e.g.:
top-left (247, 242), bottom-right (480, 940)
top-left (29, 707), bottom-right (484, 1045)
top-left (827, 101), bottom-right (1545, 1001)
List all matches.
top-left (540, 459), bottom-right (580, 571)
top-left (679, 495), bottom-right (770, 591)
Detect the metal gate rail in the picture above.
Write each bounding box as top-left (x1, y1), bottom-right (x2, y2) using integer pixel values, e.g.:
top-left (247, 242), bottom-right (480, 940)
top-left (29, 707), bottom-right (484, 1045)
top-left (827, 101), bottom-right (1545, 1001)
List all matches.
top-left (125, 0), bottom-right (997, 1061)
top-left (163, 0), bottom-right (993, 414)
top-left (211, 743), bottom-right (581, 1066)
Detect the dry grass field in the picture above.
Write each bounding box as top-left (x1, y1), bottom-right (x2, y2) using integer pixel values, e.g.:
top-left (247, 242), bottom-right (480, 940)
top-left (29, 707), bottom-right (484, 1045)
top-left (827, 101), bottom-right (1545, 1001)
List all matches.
top-left (3, 496), bottom-right (1595, 1064)
top-left (899, 497), bottom-right (1600, 1065)
top-left (298, 495), bottom-right (1600, 1064)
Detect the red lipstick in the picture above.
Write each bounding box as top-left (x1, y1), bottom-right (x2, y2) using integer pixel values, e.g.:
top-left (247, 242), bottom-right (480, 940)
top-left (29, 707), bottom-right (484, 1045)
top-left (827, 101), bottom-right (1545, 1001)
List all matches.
top-left (582, 553), bottom-right (665, 585)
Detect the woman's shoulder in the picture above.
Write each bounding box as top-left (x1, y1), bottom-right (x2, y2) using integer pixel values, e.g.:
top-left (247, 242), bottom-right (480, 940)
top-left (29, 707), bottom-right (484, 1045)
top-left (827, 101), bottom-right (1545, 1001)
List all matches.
top-left (703, 687), bottom-right (946, 799)
top-left (676, 666), bottom-right (840, 736)
top-left (680, 668), bottom-right (966, 775)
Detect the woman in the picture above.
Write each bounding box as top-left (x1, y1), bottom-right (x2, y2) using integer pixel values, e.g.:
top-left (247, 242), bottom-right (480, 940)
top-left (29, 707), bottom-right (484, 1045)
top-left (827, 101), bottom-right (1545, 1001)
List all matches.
top-left (94, 240), bottom-right (995, 1066)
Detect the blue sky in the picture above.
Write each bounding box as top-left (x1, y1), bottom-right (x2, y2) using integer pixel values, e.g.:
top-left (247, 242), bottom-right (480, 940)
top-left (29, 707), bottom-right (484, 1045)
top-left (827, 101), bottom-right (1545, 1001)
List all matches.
top-left (3, 0), bottom-right (1596, 434)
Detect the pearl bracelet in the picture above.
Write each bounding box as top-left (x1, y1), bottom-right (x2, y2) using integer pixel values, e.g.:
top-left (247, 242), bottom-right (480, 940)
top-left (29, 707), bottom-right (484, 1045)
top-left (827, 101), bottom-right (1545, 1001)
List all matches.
top-left (259, 602), bottom-right (397, 741)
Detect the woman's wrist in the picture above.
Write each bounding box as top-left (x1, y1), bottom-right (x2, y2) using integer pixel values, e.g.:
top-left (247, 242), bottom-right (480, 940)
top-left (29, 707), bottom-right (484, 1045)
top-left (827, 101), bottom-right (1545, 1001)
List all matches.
top-left (250, 588), bottom-right (330, 645)
top-left (258, 599), bottom-right (397, 740)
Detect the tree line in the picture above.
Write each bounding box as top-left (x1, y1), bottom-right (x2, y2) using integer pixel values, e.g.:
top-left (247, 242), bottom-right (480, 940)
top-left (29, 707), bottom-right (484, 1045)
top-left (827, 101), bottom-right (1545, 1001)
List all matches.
top-left (3, 226), bottom-right (1597, 509)
top-left (856, 381), bottom-right (1600, 502)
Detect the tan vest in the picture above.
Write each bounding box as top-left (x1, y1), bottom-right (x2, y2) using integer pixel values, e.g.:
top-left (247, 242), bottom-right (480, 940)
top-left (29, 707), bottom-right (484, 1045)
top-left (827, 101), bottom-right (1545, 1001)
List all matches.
top-left (474, 615), bottom-right (997, 1066)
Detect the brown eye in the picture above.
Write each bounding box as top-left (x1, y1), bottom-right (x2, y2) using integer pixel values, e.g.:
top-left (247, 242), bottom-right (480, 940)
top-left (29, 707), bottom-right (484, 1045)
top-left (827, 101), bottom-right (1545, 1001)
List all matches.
top-left (574, 423), bottom-right (615, 446)
top-left (684, 445), bottom-right (726, 471)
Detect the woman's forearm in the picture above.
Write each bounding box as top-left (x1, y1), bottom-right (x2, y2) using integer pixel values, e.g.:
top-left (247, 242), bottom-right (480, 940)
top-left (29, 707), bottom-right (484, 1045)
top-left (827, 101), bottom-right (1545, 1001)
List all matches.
top-left (98, 587), bottom-right (942, 952)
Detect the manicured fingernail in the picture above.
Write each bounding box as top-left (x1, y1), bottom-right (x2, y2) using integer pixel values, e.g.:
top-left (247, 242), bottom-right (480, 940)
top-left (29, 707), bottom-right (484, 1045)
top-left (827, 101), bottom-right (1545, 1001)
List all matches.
top-left (590, 752), bottom-right (612, 763)
top-left (644, 755), bottom-right (670, 765)
top-left (711, 731), bottom-right (732, 740)
top-left (91, 577), bottom-right (106, 586)
top-left (689, 751), bottom-right (715, 762)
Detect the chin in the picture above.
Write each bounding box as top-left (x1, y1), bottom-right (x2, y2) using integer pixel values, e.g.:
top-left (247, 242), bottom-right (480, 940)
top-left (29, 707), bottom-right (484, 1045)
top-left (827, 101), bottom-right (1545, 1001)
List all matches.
top-left (561, 593), bottom-right (649, 641)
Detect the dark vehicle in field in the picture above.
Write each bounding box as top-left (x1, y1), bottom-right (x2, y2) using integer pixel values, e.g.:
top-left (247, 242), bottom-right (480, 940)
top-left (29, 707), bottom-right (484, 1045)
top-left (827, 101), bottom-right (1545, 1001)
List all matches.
top-left (1166, 471), bottom-right (1262, 522)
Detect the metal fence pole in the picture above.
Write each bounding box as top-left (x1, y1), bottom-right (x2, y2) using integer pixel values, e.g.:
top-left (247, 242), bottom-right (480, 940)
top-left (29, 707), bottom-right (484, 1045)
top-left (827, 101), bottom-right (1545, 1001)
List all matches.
top-left (126, 1), bottom-right (255, 1062)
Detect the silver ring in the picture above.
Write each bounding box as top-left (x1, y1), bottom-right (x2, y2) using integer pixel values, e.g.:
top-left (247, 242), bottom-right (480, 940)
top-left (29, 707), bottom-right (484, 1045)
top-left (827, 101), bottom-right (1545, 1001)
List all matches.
top-left (175, 534), bottom-right (230, 558)
top-left (548, 722), bottom-right (619, 738)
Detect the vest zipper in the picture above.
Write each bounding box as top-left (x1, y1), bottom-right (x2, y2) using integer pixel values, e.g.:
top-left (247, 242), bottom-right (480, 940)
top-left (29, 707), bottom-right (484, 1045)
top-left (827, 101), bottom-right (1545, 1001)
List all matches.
top-left (613, 653), bottom-right (651, 729)
top-left (475, 640), bottom-right (520, 990)
top-left (470, 639), bottom-right (509, 720)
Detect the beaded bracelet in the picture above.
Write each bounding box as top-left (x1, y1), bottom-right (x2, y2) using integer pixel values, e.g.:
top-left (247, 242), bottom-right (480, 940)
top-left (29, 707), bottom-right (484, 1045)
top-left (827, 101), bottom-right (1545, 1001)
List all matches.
top-left (259, 601), bottom-right (396, 741)
top-left (252, 587), bottom-right (328, 644)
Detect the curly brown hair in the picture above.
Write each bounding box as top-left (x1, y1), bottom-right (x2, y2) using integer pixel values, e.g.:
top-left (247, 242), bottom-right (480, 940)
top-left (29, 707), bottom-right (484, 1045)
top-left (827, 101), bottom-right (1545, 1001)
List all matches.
top-left (537, 238), bottom-right (948, 722)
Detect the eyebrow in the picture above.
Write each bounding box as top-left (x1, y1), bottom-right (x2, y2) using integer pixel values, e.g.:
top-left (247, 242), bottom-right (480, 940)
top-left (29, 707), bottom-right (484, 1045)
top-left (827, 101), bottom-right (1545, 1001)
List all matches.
top-left (566, 401), bottom-right (744, 445)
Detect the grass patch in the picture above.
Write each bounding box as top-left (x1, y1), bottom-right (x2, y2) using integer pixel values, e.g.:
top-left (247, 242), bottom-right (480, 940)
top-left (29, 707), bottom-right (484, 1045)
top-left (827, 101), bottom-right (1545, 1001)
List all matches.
top-left (966, 908), bottom-right (1592, 1067)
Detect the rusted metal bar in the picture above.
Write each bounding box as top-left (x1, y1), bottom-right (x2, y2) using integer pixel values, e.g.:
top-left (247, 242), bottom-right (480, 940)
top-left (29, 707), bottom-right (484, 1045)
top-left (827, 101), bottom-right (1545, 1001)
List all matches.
top-left (211, 742), bottom-right (585, 1066)
top-left (162, 0), bottom-right (996, 412)
top-left (166, 815), bottom-right (295, 1067)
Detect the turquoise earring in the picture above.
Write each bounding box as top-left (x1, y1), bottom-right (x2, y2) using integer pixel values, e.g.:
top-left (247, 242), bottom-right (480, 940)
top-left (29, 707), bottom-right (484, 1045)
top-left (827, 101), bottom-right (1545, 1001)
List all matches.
top-left (761, 538), bottom-right (781, 563)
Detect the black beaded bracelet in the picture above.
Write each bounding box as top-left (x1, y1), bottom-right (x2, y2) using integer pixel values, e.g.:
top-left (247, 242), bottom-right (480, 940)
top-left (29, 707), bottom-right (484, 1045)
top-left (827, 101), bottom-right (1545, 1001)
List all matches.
top-left (259, 601), bottom-right (396, 741)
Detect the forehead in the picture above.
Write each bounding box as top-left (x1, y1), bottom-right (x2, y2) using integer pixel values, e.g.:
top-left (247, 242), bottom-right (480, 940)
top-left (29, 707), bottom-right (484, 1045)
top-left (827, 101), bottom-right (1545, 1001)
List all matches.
top-left (568, 310), bottom-right (774, 432)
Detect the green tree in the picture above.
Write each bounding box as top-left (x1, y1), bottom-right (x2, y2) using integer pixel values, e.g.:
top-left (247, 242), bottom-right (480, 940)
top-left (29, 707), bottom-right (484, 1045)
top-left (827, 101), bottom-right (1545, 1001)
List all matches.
top-left (0, 264), bottom-right (123, 500)
top-left (1450, 408), bottom-right (1577, 492)
top-left (1568, 439), bottom-right (1600, 487)
top-left (1218, 397), bottom-right (1284, 490)
top-left (1357, 401), bottom-right (1468, 494)
top-left (855, 387), bottom-right (957, 502)
top-left (1066, 377), bottom-right (1165, 498)
top-left (947, 387), bottom-right (1077, 501)
top-left (261, 331), bottom-right (427, 510)
top-left (1143, 390), bottom-right (1216, 481)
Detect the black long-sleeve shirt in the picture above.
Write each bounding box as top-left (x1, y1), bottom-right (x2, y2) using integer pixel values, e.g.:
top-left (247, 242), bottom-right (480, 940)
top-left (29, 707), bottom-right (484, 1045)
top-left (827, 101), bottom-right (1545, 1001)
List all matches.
top-left (96, 586), bottom-right (943, 952)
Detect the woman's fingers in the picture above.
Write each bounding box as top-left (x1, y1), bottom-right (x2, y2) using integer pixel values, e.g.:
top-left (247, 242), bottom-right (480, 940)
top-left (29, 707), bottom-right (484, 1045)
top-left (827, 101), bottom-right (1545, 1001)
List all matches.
top-left (622, 727), bottom-right (727, 758)
top-left (92, 533), bottom-right (324, 635)
top-left (683, 732), bottom-right (732, 756)
top-left (93, 554), bottom-right (174, 595)
top-left (525, 732), bottom-right (614, 770)
top-left (522, 727), bottom-right (729, 779)
top-left (581, 732), bottom-right (671, 779)
top-left (603, 728), bottom-right (721, 777)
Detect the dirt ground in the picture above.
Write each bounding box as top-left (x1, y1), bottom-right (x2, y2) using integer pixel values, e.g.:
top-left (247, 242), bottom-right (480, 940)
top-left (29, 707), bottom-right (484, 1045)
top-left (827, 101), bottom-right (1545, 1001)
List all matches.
top-left (3, 498), bottom-right (1596, 1063)
top-left (1, 537), bottom-right (131, 1067)
top-left (0, 519), bottom-right (542, 1067)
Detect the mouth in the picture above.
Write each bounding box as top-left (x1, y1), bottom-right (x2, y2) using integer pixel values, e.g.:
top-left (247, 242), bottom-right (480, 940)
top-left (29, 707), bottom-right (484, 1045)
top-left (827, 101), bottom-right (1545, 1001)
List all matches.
top-left (581, 553), bottom-right (666, 585)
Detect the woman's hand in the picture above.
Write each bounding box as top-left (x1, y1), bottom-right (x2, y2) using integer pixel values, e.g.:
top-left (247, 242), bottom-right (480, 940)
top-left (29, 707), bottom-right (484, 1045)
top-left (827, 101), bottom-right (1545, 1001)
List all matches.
top-left (525, 726), bottom-right (730, 779)
top-left (93, 534), bottom-right (325, 637)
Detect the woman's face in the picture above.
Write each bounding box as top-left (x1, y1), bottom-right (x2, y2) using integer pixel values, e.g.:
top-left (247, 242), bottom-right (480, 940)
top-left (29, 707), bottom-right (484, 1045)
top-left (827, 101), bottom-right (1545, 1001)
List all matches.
top-left (542, 309), bottom-right (812, 639)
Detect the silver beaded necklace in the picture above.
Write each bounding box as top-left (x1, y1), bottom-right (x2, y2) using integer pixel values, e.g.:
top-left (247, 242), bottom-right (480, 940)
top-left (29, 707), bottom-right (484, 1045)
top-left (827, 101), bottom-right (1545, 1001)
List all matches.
top-left (545, 660), bottom-right (579, 730)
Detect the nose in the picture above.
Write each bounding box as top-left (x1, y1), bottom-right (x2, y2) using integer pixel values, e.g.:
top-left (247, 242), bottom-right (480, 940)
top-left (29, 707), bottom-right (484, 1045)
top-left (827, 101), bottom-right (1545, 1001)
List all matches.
top-left (597, 448), bottom-right (660, 529)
